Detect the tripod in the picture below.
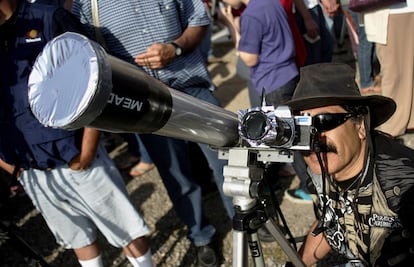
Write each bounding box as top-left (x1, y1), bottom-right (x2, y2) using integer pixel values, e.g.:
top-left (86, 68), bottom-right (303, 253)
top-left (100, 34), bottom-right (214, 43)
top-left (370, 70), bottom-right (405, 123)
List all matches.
top-left (220, 147), bottom-right (306, 267)
top-left (0, 196), bottom-right (51, 266)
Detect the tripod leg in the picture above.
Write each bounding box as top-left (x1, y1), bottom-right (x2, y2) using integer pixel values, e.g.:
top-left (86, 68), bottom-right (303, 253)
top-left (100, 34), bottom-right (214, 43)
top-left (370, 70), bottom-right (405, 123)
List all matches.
top-left (232, 230), bottom-right (266, 267)
top-left (0, 221), bottom-right (51, 267)
top-left (246, 232), bottom-right (265, 267)
top-left (232, 230), bottom-right (248, 267)
top-left (264, 219), bottom-right (306, 267)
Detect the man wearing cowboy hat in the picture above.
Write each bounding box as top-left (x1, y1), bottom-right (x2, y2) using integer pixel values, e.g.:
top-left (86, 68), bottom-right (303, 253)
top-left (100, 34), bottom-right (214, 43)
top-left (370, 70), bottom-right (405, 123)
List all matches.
top-left (285, 63), bottom-right (414, 266)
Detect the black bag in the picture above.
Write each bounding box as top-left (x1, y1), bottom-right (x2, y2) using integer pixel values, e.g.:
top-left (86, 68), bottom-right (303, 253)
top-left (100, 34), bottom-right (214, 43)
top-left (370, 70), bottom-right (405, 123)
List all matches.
top-left (349, 0), bottom-right (406, 12)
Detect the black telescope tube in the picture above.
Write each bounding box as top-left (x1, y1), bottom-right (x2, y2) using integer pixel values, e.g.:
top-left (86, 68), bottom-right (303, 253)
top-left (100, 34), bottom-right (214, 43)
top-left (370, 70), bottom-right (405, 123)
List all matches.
top-left (94, 56), bottom-right (173, 133)
top-left (28, 32), bottom-right (240, 148)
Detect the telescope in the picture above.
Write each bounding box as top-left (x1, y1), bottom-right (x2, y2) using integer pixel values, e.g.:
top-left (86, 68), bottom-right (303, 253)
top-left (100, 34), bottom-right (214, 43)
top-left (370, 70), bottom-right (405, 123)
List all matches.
top-left (28, 32), bottom-right (240, 148)
top-left (29, 32), bottom-right (314, 151)
top-left (28, 32), bottom-right (308, 267)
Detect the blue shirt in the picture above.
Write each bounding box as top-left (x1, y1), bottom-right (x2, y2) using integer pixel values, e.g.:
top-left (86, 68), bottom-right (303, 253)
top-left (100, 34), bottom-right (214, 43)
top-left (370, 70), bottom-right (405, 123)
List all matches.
top-left (72, 0), bottom-right (215, 92)
top-left (238, 0), bottom-right (298, 94)
top-left (0, 0), bottom-right (85, 169)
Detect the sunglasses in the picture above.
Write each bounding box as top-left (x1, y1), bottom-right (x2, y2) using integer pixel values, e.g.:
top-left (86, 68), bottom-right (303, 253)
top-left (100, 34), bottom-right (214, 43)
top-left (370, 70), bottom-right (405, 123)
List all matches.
top-left (312, 113), bottom-right (358, 133)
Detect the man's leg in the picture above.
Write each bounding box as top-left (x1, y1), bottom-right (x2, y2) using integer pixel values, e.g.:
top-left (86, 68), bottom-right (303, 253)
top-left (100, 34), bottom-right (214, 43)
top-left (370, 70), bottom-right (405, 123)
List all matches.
top-left (315, 5), bottom-right (334, 63)
top-left (74, 241), bottom-right (103, 267)
top-left (376, 13), bottom-right (414, 136)
top-left (139, 134), bottom-right (216, 246)
top-left (180, 87), bottom-right (235, 218)
top-left (197, 143), bottom-right (235, 218)
top-left (75, 236), bottom-right (153, 267)
top-left (123, 236), bottom-right (153, 267)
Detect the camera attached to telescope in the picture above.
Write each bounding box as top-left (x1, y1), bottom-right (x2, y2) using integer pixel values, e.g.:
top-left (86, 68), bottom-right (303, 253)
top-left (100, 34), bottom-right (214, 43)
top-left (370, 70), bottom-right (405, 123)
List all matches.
top-left (224, 104), bottom-right (312, 267)
top-left (238, 105), bottom-right (314, 152)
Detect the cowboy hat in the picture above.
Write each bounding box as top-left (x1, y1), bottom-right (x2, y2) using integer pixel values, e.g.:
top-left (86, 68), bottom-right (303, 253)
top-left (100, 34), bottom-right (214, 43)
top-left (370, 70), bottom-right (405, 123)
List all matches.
top-left (284, 63), bottom-right (396, 127)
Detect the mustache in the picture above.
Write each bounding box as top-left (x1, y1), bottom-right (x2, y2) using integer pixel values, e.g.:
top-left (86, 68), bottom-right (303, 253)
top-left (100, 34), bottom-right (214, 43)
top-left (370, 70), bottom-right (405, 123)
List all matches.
top-left (302, 143), bottom-right (337, 156)
top-left (319, 143), bottom-right (337, 153)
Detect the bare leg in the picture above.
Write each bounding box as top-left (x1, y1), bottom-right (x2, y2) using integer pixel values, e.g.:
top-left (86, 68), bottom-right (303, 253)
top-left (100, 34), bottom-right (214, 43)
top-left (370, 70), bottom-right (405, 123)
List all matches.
top-left (122, 236), bottom-right (149, 257)
top-left (123, 236), bottom-right (153, 267)
top-left (73, 241), bottom-right (100, 261)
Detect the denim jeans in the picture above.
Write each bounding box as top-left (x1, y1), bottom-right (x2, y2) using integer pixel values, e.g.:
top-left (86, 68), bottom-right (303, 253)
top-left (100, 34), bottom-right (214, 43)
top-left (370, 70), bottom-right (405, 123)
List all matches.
top-left (139, 133), bottom-right (216, 246)
top-left (181, 87), bottom-right (236, 219)
top-left (134, 134), bottom-right (153, 164)
top-left (199, 23), bottom-right (212, 62)
top-left (120, 133), bottom-right (153, 164)
top-left (348, 9), bottom-right (376, 88)
top-left (295, 5), bottom-right (334, 65)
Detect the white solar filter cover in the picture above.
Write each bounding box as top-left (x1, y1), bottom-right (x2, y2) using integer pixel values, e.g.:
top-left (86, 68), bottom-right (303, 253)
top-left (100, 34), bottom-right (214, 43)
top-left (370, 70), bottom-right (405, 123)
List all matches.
top-left (28, 32), bottom-right (112, 129)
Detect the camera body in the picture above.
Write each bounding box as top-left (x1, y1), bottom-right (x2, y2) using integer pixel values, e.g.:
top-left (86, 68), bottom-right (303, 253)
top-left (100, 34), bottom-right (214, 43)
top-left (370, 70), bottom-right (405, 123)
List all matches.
top-left (238, 105), bottom-right (313, 150)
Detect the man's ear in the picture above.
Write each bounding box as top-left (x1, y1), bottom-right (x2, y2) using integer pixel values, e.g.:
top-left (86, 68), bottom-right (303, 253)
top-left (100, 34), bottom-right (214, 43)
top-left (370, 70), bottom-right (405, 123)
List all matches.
top-left (356, 117), bottom-right (367, 140)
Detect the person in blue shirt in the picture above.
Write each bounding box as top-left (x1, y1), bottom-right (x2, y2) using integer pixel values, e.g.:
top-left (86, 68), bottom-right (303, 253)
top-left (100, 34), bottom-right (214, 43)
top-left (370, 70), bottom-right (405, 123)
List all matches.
top-left (223, 0), bottom-right (299, 106)
top-left (0, 1), bottom-right (153, 266)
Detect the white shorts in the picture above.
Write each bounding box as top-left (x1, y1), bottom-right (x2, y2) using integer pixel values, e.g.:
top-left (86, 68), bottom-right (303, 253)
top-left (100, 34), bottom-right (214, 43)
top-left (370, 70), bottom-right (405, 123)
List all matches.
top-left (20, 144), bottom-right (150, 249)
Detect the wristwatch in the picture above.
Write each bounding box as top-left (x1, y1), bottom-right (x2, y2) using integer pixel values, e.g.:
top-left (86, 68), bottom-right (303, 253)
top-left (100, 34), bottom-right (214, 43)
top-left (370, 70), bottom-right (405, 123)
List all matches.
top-left (170, 42), bottom-right (182, 57)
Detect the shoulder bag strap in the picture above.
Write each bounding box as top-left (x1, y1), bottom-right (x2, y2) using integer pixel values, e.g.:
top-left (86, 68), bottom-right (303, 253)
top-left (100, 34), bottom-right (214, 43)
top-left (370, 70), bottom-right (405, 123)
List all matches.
top-left (91, 0), bottom-right (108, 50)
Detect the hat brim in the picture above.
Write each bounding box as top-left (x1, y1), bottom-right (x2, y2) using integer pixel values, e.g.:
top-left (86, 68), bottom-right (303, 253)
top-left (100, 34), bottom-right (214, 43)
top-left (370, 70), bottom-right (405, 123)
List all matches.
top-left (285, 95), bottom-right (396, 128)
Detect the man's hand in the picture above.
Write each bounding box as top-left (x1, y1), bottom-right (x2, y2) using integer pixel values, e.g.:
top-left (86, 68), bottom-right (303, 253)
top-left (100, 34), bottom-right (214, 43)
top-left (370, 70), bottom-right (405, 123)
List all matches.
top-left (299, 220), bottom-right (332, 265)
top-left (304, 16), bottom-right (319, 39)
top-left (69, 154), bottom-right (93, 171)
top-left (219, 5), bottom-right (236, 28)
top-left (0, 158), bottom-right (22, 178)
top-left (293, 0), bottom-right (319, 39)
top-left (135, 43), bottom-right (176, 69)
top-left (218, 5), bottom-right (241, 47)
top-left (69, 128), bottom-right (100, 170)
top-left (134, 24), bottom-right (207, 69)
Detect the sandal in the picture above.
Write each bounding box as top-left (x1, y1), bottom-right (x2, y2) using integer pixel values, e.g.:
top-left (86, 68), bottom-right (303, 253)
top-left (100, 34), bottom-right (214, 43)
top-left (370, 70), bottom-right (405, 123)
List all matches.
top-left (129, 162), bottom-right (155, 177)
top-left (117, 155), bottom-right (140, 170)
top-left (360, 86), bottom-right (381, 96)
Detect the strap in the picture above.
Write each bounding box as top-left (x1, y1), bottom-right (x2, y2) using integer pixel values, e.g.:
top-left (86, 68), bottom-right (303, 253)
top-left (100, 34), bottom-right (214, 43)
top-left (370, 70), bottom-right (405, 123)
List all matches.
top-left (91, 0), bottom-right (108, 49)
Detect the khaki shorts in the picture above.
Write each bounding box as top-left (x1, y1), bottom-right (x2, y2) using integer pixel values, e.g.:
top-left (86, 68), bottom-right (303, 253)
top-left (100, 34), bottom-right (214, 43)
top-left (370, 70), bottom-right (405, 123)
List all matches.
top-left (20, 145), bottom-right (150, 249)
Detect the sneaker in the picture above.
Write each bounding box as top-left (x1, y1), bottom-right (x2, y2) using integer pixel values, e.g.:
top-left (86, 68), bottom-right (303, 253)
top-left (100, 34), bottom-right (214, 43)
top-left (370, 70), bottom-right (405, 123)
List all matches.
top-left (284, 189), bottom-right (313, 204)
top-left (197, 244), bottom-right (218, 267)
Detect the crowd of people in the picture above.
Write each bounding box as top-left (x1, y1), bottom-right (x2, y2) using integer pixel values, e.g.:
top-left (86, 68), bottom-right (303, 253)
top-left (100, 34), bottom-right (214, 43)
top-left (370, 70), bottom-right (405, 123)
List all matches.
top-left (1, 0), bottom-right (413, 266)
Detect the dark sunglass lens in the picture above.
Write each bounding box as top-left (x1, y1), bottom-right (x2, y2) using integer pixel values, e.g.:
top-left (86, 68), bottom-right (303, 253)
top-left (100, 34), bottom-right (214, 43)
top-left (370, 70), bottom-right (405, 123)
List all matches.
top-left (313, 113), bottom-right (353, 132)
